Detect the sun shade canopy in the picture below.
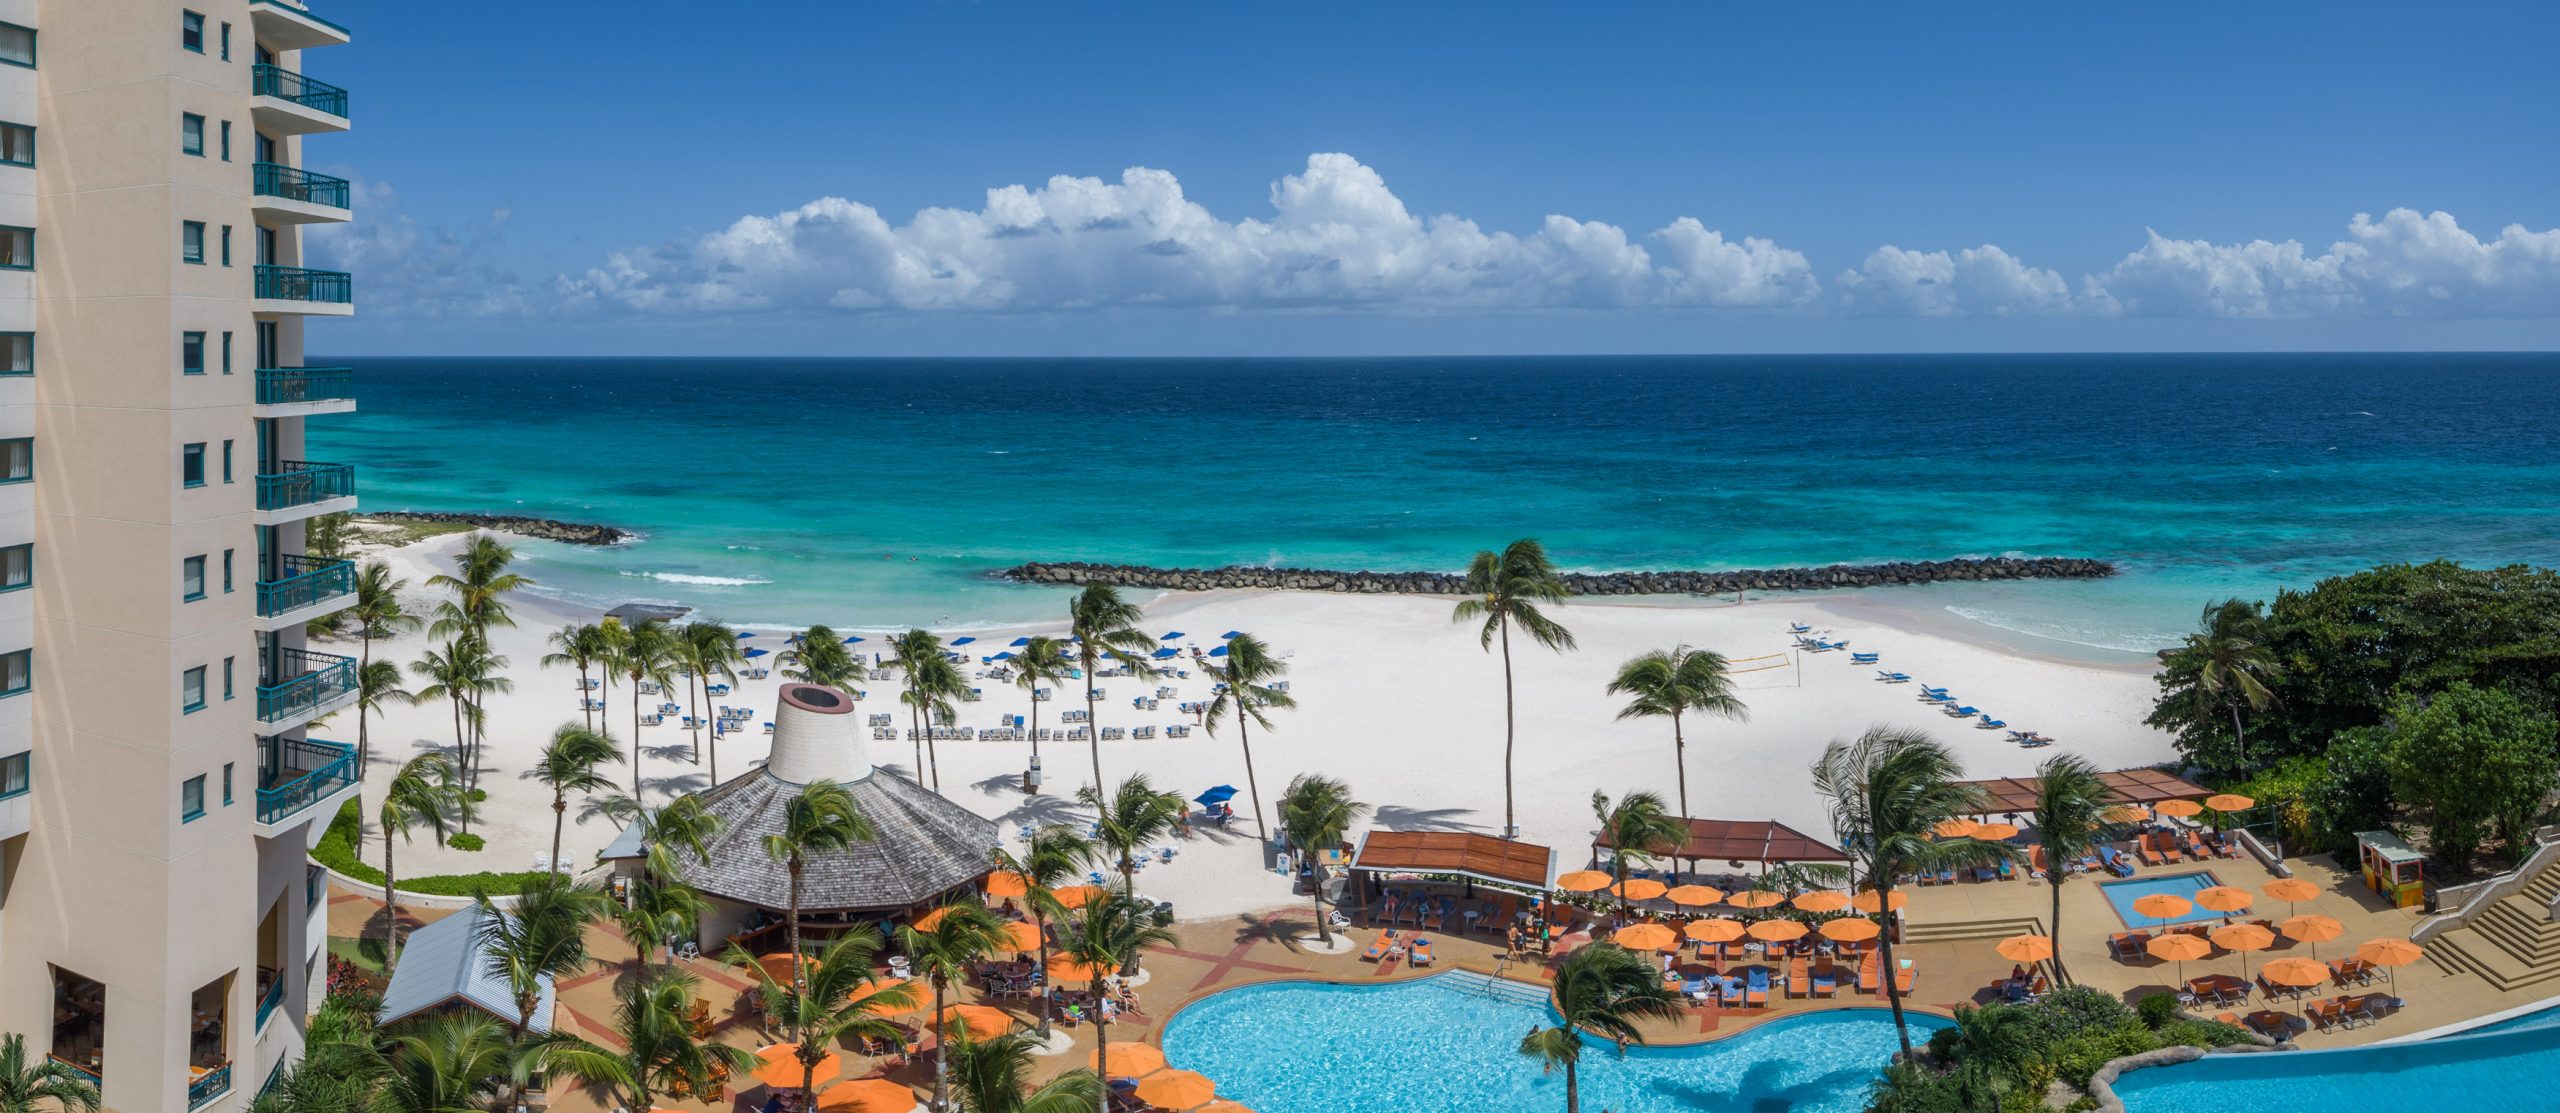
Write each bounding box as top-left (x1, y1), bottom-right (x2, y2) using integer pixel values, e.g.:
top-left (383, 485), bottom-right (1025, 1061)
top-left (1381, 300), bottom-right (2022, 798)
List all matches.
top-left (1351, 830), bottom-right (1555, 890)
top-left (1593, 817), bottom-right (1850, 864)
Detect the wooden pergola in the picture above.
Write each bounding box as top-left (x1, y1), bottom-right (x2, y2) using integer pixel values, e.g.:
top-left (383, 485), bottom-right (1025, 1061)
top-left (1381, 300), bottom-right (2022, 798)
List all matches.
top-left (1952, 768), bottom-right (2212, 816)
top-left (1348, 830), bottom-right (1556, 894)
top-left (1593, 817), bottom-right (1851, 869)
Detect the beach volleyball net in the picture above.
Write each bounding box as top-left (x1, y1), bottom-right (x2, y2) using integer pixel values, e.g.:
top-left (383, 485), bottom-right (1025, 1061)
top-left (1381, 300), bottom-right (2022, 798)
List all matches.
top-left (1725, 650), bottom-right (1798, 688)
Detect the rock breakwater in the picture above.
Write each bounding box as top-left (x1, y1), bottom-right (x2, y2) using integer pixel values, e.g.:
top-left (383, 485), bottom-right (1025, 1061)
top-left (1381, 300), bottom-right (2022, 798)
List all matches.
top-left (999, 556), bottom-right (2115, 595)
top-left (365, 512), bottom-right (631, 546)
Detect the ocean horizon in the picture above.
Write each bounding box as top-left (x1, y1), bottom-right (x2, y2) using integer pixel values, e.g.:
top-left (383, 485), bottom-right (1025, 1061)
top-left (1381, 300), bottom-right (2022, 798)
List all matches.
top-left (310, 352), bottom-right (2560, 659)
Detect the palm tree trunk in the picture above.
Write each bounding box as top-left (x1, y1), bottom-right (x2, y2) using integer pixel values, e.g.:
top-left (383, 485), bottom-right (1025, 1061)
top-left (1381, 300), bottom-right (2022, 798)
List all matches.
top-left (1086, 671), bottom-right (1104, 796)
top-left (689, 668), bottom-right (704, 765)
top-left (931, 976), bottom-right (952, 1112)
top-left (929, 728), bottom-right (942, 794)
top-left (359, 630), bottom-right (374, 776)
top-left (1499, 618), bottom-right (1518, 838)
top-left (579, 661), bottom-right (593, 732)
top-left (1671, 711), bottom-right (1689, 819)
top-left (1877, 882), bottom-right (1913, 1058)
top-left (910, 681), bottom-right (925, 781)
top-left (631, 678), bottom-right (645, 798)
top-left (357, 699), bottom-right (373, 786)
top-left (449, 697), bottom-right (472, 837)
top-left (2230, 704), bottom-right (2247, 767)
top-left (787, 859), bottom-right (807, 1009)
top-left (1313, 884), bottom-right (1330, 945)
top-left (383, 832), bottom-right (401, 963)
top-left (1028, 682), bottom-right (1043, 792)
top-left (552, 794), bottom-right (568, 876)
top-left (1091, 979), bottom-right (1111, 1113)
top-left (2049, 876), bottom-right (2070, 984)
top-left (1565, 1058), bottom-right (1580, 1113)
top-left (1239, 713), bottom-right (1268, 843)
top-left (1035, 915), bottom-right (1056, 1037)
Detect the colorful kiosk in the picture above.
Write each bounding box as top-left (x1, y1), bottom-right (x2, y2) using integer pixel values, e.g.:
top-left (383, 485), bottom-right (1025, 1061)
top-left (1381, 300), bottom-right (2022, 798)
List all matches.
top-left (2356, 830), bottom-right (2427, 909)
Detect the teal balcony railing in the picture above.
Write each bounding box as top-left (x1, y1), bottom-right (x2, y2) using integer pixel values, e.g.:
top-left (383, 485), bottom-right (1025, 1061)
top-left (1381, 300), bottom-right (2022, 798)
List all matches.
top-left (254, 973), bottom-right (286, 1030)
top-left (46, 1056), bottom-right (97, 1089)
top-left (251, 63), bottom-right (348, 118)
top-left (188, 1062), bottom-right (232, 1110)
top-left (255, 461), bottom-right (354, 511)
top-left (259, 735), bottom-right (355, 823)
top-left (257, 649), bottom-right (356, 724)
top-left (307, 863), bottom-right (328, 912)
top-left (252, 162), bottom-right (351, 210)
top-left (256, 554), bottom-right (355, 618)
top-left (255, 366), bottom-right (355, 406)
top-left (254, 264), bottom-right (352, 304)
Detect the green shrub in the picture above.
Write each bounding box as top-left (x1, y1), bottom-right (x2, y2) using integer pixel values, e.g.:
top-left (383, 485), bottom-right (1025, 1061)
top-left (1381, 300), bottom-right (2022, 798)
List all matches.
top-left (447, 833), bottom-right (485, 852)
top-left (2022, 985), bottom-right (2139, 1046)
top-left (2050, 1023), bottom-right (2161, 1089)
top-left (2135, 992), bottom-right (2181, 1029)
top-left (2158, 1018), bottom-right (2256, 1050)
top-left (310, 799), bottom-right (553, 897)
top-left (1864, 1062), bottom-right (1975, 1113)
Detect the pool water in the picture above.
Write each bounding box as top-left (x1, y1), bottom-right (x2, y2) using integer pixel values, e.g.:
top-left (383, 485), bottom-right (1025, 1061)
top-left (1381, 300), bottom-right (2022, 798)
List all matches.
top-left (1159, 972), bottom-right (1949, 1113)
top-left (2114, 1017), bottom-right (2560, 1111)
top-left (2447, 1003), bottom-right (2560, 1038)
top-left (2099, 870), bottom-right (2222, 927)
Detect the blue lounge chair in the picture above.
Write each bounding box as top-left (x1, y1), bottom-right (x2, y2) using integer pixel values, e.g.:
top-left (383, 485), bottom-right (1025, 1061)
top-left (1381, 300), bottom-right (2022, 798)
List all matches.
top-left (2098, 846), bottom-right (2136, 877)
top-left (1789, 622), bottom-right (1813, 634)
top-left (1946, 705), bottom-right (1980, 717)
top-left (1850, 652), bottom-right (1881, 664)
top-left (1979, 716), bottom-right (2008, 729)
top-left (1877, 671), bottom-right (1911, 683)
top-left (1745, 967), bottom-right (1771, 1007)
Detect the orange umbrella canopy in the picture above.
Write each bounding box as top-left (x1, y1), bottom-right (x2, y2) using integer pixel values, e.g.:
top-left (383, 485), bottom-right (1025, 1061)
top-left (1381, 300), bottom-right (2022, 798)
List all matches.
top-left (1612, 879), bottom-right (1670, 902)
top-left (1725, 890), bottom-right (1787, 910)
top-left (1684, 918), bottom-right (1746, 943)
top-left (936, 1004), bottom-right (1015, 1040)
top-left (1612, 924), bottom-right (1680, 952)
top-left (2153, 800), bottom-right (2204, 818)
top-left (2203, 794), bottom-right (2256, 813)
top-left (846, 978), bottom-right (922, 1016)
top-left (983, 870), bottom-right (1030, 899)
top-left (1050, 884), bottom-right (1107, 909)
top-left (755, 952), bottom-right (820, 982)
top-left (2210, 923), bottom-right (2276, 952)
top-left (1747, 919), bottom-right (1809, 942)
top-left (2260, 956), bottom-right (2329, 987)
top-left (2281, 914), bottom-right (2345, 944)
top-left (2263, 879), bottom-right (2320, 903)
top-left (1994, 934), bottom-right (2055, 963)
top-left (750, 1044), bottom-right (841, 1091)
top-left (1557, 870), bottom-right (1614, 893)
top-left (1819, 918), bottom-right (1881, 942)
top-left (1091, 1040), bottom-right (1163, 1079)
top-left (1046, 954), bottom-right (1109, 984)
top-left (1665, 885), bottom-right (1725, 907)
top-left (2130, 893), bottom-right (2195, 920)
top-left (2147, 933), bottom-right (2213, 962)
top-left (2355, 938), bottom-right (2424, 967)
top-left (999, 920), bottom-right (1043, 953)
top-left (1791, 891), bottom-right (1851, 914)
top-left (2193, 886), bottom-right (2255, 913)
top-left (2103, 804), bottom-right (2153, 824)
top-left (1133, 1069), bottom-right (1219, 1109)
top-left (1850, 889), bottom-right (1908, 914)
top-left (1931, 818), bottom-right (1983, 839)
top-left (913, 906), bottom-right (957, 932)
top-left (816, 1079), bottom-right (918, 1113)
top-left (1197, 1103), bottom-right (1258, 1113)
top-left (1973, 823), bottom-right (2022, 840)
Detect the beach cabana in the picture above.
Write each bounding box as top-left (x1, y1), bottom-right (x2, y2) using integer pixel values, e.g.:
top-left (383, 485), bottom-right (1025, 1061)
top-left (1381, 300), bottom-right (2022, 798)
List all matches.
top-left (377, 903), bottom-right (555, 1032)
top-left (1348, 830), bottom-right (1555, 928)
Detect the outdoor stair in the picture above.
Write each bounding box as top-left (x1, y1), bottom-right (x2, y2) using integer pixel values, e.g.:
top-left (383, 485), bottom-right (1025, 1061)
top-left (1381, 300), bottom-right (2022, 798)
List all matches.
top-left (1902, 915), bottom-right (2043, 946)
top-left (2428, 858), bottom-right (2560, 991)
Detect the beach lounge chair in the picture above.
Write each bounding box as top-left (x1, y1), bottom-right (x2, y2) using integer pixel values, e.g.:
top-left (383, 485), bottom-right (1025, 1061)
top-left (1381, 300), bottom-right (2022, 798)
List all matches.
top-left (1787, 956), bottom-right (1809, 998)
top-left (1850, 651), bottom-right (1881, 664)
top-left (1409, 938), bottom-right (1435, 967)
top-left (1934, 866), bottom-right (1957, 885)
top-left (1995, 857), bottom-right (2016, 881)
top-left (2135, 836), bottom-right (2168, 867)
top-left (1789, 622), bottom-right (1812, 634)
top-left (2098, 846), bottom-right (2136, 876)
top-left (1745, 967), bottom-right (1770, 1008)
top-left (1811, 963), bottom-right (1838, 998)
top-left (1918, 686), bottom-right (1952, 702)
top-left (1857, 953), bottom-right (1881, 994)
top-left (2019, 734), bottom-right (2055, 748)
top-left (1877, 671), bottom-right (1911, 683)
top-left (1893, 961), bottom-right (1915, 994)
top-left (1977, 716), bottom-right (2007, 729)
top-left (1945, 704), bottom-right (1980, 718)
top-left (1681, 975), bottom-right (1711, 1005)
top-left (2107, 932), bottom-right (2147, 961)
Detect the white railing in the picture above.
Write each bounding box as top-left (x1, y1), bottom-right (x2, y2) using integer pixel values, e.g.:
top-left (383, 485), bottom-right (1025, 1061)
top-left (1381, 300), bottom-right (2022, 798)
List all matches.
top-left (2414, 834), bottom-right (2560, 945)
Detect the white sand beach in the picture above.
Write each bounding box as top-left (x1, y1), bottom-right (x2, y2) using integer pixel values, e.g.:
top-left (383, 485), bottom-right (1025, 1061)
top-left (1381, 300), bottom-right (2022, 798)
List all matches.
top-left (335, 531), bottom-right (2177, 921)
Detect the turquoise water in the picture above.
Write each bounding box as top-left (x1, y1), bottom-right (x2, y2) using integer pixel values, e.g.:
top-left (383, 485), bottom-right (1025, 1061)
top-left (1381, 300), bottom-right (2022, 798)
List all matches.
top-left (308, 354), bottom-right (2560, 650)
top-left (2114, 1017), bottom-right (2560, 1111)
top-left (1157, 972), bottom-right (1948, 1113)
top-left (2100, 871), bottom-right (2223, 928)
top-left (2451, 1002), bottom-right (2560, 1037)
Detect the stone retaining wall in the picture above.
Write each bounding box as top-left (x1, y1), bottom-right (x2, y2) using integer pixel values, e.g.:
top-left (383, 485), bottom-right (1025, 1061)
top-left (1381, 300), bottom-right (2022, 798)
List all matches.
top-left (1000, 555), bottom-right (2115, 595)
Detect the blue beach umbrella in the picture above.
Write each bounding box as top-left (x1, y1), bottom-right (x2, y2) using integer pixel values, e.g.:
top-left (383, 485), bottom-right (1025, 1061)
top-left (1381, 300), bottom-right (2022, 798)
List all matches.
top-left (735, 631), bottom-right (756, 639)
top-left (992, 651), bottom-right (1014, 661)
top-left (1195, 785), bottom-right (1238, 805)
top-left (952, 636), bottom-right (976, 646)
top-left (1160, 631), bottom-right (1185, 641)
top-left (1208, 646), bottom-right (1229, 657)
top-left (1221, 631), bottom-right (1242, 640)
top-left (844, 636), bottom-right (865, 644)
top-left (1150, 647), bottom-right (1180, 659)
top-left (1009, 637), bottom-right (1031, 647)
top-left (743, 648), bottom-right (768, 659)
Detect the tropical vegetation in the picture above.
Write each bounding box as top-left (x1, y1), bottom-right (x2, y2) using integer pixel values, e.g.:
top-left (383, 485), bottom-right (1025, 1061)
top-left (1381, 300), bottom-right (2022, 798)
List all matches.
top-left (1453, 538), bottom-right (1575, 837)
top-left (1200, 631), bottom-right (1296, 841)
top-left (1276, 774), bottom-right (1368, 944)
top-left (1516, 943), bottom-right (1684, 1113)
top-left (1606, 644), bottom-right (1748, 818)
top-left (1066, 585), bottom-right (1158, 793)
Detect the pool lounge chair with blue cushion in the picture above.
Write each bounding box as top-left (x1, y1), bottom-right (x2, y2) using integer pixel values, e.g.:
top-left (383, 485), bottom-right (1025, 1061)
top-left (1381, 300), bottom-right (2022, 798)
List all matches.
top-left (1746, 967), bottom-right (1770, 1007)
top-left (1850, 651), bottom-right (1880, 664)
top-left (1878, 671), bottom-right (1911, 683)
top-left (1978, 716), bottom-right (2007, 729)
top-left (1811, 964), bottom-right (1838, 997)
top-left (2097, 846), bottom-right (2136, 876)
top-left (1946, 705), bottom-right (1980, 718)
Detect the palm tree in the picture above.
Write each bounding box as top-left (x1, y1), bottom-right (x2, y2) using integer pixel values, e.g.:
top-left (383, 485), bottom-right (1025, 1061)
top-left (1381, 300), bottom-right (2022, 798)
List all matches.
top-left (1452, 538), bottom-right (1576, 838)
top-left (528, 724), bottom-right (622, 873)
top-left (946, 1031), bottom-right (1103, 1113)
top-left (542, 622), bottom-right (614, 733)
top-left (898, 901), bottom-right (1014, 1112)
top-left (378, 753), bottom-right (467, 963)
top-left (1056, 889), bottom-right (1177, 1113)
top-left (2188, 598), bottom-right (2281, 767)
top-left (544, 969), bottom-right (746, 1113)
top-left (1200, 632), bottom-right (1297, 842)
top-left (410, 635), bottom-right (506, 811)
top-left (1066, 585), bottom-right (1157, 794)
top-left (995, 823), bottom-right (1097, 1038)
top-left (633, 794), bottom-right (724, 869)
top-left (0, 1032), bottom-right (99, 1113)
top-left (1606, 645), bottom-right (1748, 818)
top-left (1591, 790), bottom-right (1686, 918)
top-left (674, 621), bottom-right (743, 773)
top-left (352, 659), bottom-right (415, 782)
top-left (618, 870), bottom-right (709, 970)
top-left (369, 1014), bottom-right (521, 1113)
top-left (1929, 984), bottom-right (2040, 1107)
top-left (425, 533), bottom-right (531, 641)
top-left (1277, 774), bottom-right (1368, 944)
top-left (2029, 753), bottom-right (2112, 984)
top-left (475, 876), bottom-right (609, 1036)
top-left (1810, 726), bottom-right (2008, 1057)
top-left (1012, 635), bottom-right (1075, 793)
top-left (609, 619), bottom-right (678, 798)
top-left (781, 623), bottom-right (861, 688)
top-left (1517, 943), bottom-right (1685, 1113)
top-left (733, 932), bottom-right (920, 1112)
top-left (1077, 773), bottom-right (1184, 893)
top-left (890, 628), bottom-right (967, 791)
top-left (349, 561), bottom-right (421, 775)
top-left (759, 780), bottom-right (874, 1008)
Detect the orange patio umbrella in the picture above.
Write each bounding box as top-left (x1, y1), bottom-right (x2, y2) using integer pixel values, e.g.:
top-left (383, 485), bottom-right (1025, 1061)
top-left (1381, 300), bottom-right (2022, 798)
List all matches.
top-left (2153, 800), bottom-right (2204, 818)
top-left (2130, 893), bottom-right (2194, 922)
top-left (1197, 1103), bottom-right (1257, 1113)
top-left (1791, 891), bottom-right (1850, 914)
top-left (912, 906), bottom-right (955, 932)
top-left (935, 1004), bottom-right (1015, 1040)
top-left (2203, 794), bottom-right (2255, 814)
top-left (2281, 914), bottom-right (2345, 958)
top-left (1612, 924), bottom-right (1680, 952)
top-left (1684, 918), bottom-right (1745, 943)
top-left (846, 977), bottom-right (921, 1016)
top-left (1931, 818), bottom-right (1982, 839)
top-left (2210, 922), bottom-right (2276, 982)
top-left (1725, 890), bottom-right (1787, 910)
top-left (1050, 884), bottom-right (1107, 910)
top-left (1046, 954), bottom-right (1109, 984)
top-left (1612, 878), bottom-right (1670, 902)
top-left (816, 1079), bottom-right (918, 1113)
top-left (999, 920), bottom-right (1043, 953)
top-left (1665, 885), bottom-right (1725, 907)
top-left (2193, 886), bottom-right (2254, 914)
top-left (2147, 932), bottom-right (2214, 987)
top-left (1133, 1069), bottom-right (1219, 1110)
top-left (1091, 1040), bottom-right (1163, 1079)
top-left (1819, 917), bottom-right (1880, 943)
top-left (755, 952), bottom-right (819, 983)
top-left (1850, 889), bottom-right (1907, 914)
top-left (2260, 956), bottom-right (2329, 989)
top-left (1994, 934), bottom-right (2054, 964)
top-left (2354, 938), bottom-right (2425, 994)
top-left (749, 1043), bottom-right (841, 1091)
top-left (2263, 878), bottom-right (2320, 917)
top-left (1747, 919), bottom-right (1808, 943)
top-left (1974, 823), bottom-right (2022, 841)
top-left (2104, 804), bottom-right (2153, 824)
top-left (1557, 870), bottom-right (1614, 893)
top-left (983, 870), bottom-right (1030, 899)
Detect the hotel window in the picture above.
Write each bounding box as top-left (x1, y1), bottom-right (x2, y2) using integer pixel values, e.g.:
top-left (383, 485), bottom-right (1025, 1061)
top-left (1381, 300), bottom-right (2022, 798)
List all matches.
top-left (0, 650), bottom-right (24, 696)
top-left (181, 11), bottom-right (205, 53)
top-left (0, 227), bottom-right (30, 269)
top-left (0, 753), bottom-right (24, 799)
top-left (221, 332), bottom-right (233, 373)
top-left (220, 22), bottom-right (231, 61)
top-left (0, 333), bottom-right (27, 376)
top-left (0, 23), bottom-right (32, 69)
top-left (221, 440), bottom-right (233, 483)
top-left (182, 331), bottom-right (206, 375)
top-left (182, 556), bottom-right (206, 601)
top-left (221, 762), bottom-right (233, 805)
top-left (182, 221), bottom-right (206, 264)
top-left (182, 668), bottom-right (206, 715)
top-left (0, 123), bottom-right (29, 167)
top-left (0, 439), bottom-right (28, 483)
top-left (0, 545), bottom-right (27, 592)
top-left (222, 656), bottom-right (234, 700)
top-left (182, 443), bottom-right (206, 487)
top-left (182, 113), bottom-right (205, 156)
top-left (220, 121), bottom-right (230, 162)
top-left (220, 225), bottom-right (232, 267)
top-left (221, 549), bottom-right (233, 592)
top-left (181, 774), bottom-right (205, 820)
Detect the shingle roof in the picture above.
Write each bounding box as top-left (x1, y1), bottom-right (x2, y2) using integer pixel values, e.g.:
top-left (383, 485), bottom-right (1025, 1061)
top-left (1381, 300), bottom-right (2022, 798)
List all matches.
top-left (1349, 830), bottom-right (1555, 890)
top-left (377, 903), bottom-right (555, 1032)
top-left (672, 768), bottom-right (1001, 913)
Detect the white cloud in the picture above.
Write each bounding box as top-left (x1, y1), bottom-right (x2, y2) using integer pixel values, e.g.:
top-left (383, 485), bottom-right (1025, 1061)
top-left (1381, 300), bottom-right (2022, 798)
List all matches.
top-left (2087, 209), bottom-right (2560, 318)
top-left (1835, 244), bottom-right (2076, 317)
top-left (305, 179), bottom-right (526, 318)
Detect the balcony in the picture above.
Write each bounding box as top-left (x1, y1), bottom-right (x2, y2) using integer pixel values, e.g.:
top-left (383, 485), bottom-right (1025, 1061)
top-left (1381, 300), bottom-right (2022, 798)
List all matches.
top-left (248, 0), bottom-right (350, 51)
top-left (257, 735), bottom-right (357, 832)
top-left (251, 163), bottom-right (352, 224)
top-left (187, 1062), bottom-right (232, 1110)
top-left (255, 461), bottom-right (355, 522)
top-left (253, 265), bottom-right (354, 315)
top-left (250, 64), bottom-right (349, 134)
top-left (257, 649), bottom-right (357, 727)
top-left (253, 971), bottom-right (286, 1031)
top-left (254, 366), bottom-right (355, 414)
top-left (255, 554), bottom-right (355, 626)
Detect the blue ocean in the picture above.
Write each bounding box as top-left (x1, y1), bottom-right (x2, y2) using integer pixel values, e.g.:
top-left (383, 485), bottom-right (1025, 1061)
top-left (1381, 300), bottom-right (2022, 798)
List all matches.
top-left (308, 353), bottom-right (2560, 659)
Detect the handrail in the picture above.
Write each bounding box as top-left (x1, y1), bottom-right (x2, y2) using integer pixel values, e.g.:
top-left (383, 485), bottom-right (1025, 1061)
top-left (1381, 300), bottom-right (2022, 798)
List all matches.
top-left (254, 264), bottom-right (352, 304)
top-left (256, 650), bottom-right (356, 724)
top-left (187, 1062), bottom-right (232, 1110)
top-left (254, 974), bottom-right (287, 1030)
top-left (256, 555), bottom-right (355, 618)
top-left (250, 63), bottom-right (348, 117)
top-left (251, 162), bottom-right (351, 209)
top-left (255, 366), bottom-right (356, 406)
top-left (258, 736), bottom-right (355, 823)
top-left (45, 1055), bottom-right (98, 1088)
top-left (255, 460), bottom-right (355, 511)
top-left (2414, 834), bottom-right (2560, 944)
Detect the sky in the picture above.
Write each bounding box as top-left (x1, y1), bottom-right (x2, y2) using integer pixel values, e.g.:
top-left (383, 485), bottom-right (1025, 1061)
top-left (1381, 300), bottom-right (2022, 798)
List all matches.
top-left (305, 1), bottom-right (2560, 356)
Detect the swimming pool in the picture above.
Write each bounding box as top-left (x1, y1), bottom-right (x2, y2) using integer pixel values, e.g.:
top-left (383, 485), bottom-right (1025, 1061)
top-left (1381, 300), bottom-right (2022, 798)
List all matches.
top-left (2100, 870), bottom-right (2222, 927)
top-left (1159, 972), bottom-right (1950, 1113)
top-left (2113, 1014), bottom-right (2560, 1111)
top-left (2434, 1001), bottom-right (2560, 1038)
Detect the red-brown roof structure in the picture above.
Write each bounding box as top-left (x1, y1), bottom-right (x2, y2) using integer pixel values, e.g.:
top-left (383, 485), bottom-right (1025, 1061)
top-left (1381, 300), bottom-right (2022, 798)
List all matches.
top-left (1349, 830), bottom-right (1555, 890)
top-left (1594, 818), bottom-right (1849, 864)
top-left (1954, 768), bottom-right (2211, 815)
